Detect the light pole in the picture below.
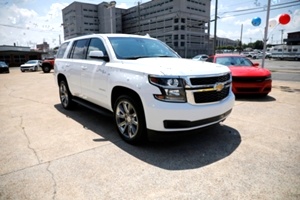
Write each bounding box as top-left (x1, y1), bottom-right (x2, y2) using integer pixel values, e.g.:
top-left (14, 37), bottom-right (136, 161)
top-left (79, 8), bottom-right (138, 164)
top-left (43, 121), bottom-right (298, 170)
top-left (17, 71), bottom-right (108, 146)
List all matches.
top-left (213, 0), bottom-right (218, 55)
top-left (105, 1), bottom-right (116, 33)
top-left (261, 0), bottom-right (271, 69)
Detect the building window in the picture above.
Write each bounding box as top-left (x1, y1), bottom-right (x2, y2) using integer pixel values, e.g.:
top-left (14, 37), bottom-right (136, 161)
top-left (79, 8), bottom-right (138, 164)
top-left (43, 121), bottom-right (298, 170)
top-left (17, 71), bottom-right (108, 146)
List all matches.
top-left (181, 18), bottom-right (185, 23)
top-left (174, 18), bottom-right (179, 23)
top-left (174, 35), bottom-right (178, 40)
top-left (174, 25), bottom-right (179, 30)
top-left (181, 42), bottom-right (185, 47)
top-left (181, 35), bottom-right (185, 39)
top-left (174, 42), bottom-right (178, 47)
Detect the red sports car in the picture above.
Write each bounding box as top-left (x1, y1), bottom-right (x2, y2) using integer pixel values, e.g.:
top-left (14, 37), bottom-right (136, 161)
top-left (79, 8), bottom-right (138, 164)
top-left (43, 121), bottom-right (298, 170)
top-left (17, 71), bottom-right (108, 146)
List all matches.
top-left (206, 54), bottom-right (272, 96)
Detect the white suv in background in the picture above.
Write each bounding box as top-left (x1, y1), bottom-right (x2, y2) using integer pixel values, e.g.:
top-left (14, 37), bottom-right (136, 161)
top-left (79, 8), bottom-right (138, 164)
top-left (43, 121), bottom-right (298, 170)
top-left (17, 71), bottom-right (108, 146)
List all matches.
top-left (54, 34), bottom-right (235, 144)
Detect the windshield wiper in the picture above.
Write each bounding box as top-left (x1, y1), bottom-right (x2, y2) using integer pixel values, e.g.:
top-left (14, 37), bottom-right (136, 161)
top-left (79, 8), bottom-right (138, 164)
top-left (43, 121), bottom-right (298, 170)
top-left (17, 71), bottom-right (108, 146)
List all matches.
top-left (123, 55), bottom-right (175, 60)
top-left (123, 56), bottom-right (151, 60)
top-left (155, 55), bottom-right (175, 58)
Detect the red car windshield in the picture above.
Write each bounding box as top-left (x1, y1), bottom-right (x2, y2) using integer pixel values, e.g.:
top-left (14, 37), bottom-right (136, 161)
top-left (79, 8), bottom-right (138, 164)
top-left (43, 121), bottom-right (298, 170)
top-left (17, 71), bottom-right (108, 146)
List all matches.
top-left (216, 57), bottom-right (253, 67)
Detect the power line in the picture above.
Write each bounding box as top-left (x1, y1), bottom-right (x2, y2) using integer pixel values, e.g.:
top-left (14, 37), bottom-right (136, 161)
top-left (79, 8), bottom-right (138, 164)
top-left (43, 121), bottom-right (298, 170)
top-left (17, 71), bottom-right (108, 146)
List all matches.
top-left (212, 0), bottom-right (300, 18)
top-left (219, 3), bottom-right (299, 19)
top-left (219, 0), bottom-right (299, 15)
top-left (0, 23), bottom-right (61, 33)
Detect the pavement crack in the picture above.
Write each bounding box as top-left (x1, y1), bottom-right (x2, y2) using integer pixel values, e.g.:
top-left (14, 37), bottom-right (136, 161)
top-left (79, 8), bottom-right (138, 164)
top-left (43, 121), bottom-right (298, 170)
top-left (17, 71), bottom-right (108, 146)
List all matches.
top-left (47, 162), bottom-right (57, 200)
top-left (20, 116), bottom-right (41, 164)
top-left (5, 84), bottom-right (48, 105)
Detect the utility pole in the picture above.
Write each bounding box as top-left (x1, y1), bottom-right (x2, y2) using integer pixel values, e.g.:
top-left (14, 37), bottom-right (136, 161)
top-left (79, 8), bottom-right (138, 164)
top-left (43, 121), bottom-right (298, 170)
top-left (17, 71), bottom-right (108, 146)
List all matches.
top-left (279, 29), bottom-right (284, 44)
top-left (240, 24), bottom-right (243, 53)
top-left (213, 0), bottom-right (218, 55)
top-left (137, 2), bottom-right (141, 34)
top-left (271, 34), bottom-right (273, 44)
top-left (261, 0), bottom-right (271, 69)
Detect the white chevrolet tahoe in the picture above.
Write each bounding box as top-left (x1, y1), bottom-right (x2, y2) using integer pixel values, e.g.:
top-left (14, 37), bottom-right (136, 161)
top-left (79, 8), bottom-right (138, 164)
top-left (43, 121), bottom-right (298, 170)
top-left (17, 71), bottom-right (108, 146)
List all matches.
top-left (54, 34), bottom-right (235, 144)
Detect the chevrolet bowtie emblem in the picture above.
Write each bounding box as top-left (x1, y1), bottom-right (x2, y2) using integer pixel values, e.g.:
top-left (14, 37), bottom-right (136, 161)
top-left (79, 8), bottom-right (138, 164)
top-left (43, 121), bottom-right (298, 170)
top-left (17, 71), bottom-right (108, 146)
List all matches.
top-left (214, 82), bottom-right (224, 92)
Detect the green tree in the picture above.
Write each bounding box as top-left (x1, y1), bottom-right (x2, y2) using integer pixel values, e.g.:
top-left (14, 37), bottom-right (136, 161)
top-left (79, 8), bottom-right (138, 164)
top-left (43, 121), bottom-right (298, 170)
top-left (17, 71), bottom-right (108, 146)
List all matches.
top-left (253, 40), bottom-right (264, 49)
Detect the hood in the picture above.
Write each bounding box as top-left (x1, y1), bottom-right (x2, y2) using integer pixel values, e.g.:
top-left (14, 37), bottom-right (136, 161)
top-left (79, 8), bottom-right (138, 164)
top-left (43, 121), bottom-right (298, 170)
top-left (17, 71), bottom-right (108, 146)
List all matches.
top-left (118, 58), bottom-right (230, 76)
top-left (229, 66), bottom-right (271, 77)
top-left (21, 63), bottom-right (38, 67)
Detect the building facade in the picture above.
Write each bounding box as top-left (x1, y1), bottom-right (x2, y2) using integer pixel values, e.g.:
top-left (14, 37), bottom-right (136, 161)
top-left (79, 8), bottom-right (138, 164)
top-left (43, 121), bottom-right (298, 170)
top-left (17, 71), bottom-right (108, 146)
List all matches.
top-left (283, 31), bottom-right (300, 45)
top-left (36, 42), bottom-right (50, 52)
top-left (62, 0), bottom-right (211, 57)
top-left (0, 45), bottom-right (44, 67)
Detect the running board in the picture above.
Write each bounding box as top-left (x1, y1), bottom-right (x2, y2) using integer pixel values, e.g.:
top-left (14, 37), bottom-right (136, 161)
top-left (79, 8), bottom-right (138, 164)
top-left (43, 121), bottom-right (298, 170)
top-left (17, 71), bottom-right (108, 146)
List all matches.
top-left (72, 97), bottom-right (113, 118)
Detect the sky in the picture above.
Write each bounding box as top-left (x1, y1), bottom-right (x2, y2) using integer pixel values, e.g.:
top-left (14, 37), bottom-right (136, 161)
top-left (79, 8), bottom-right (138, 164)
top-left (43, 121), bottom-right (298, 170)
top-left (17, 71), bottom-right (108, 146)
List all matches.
top-left (0, 0), bottom-right (299, 49)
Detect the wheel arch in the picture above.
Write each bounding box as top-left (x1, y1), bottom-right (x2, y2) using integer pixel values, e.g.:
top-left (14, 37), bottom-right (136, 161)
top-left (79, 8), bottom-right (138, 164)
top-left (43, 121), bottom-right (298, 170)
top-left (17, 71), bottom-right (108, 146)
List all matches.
top-left (57, 74), bottom-right (67, 86)
top-left (111, 86), bottom-right (144, 112)
top-left (111, 86), bottom-right (148, 144)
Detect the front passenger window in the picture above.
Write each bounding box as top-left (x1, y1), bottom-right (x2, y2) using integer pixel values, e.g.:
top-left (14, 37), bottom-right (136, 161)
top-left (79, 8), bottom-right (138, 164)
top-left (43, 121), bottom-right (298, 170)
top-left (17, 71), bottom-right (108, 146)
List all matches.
top-left (87, 38), bottom-right (108, 59)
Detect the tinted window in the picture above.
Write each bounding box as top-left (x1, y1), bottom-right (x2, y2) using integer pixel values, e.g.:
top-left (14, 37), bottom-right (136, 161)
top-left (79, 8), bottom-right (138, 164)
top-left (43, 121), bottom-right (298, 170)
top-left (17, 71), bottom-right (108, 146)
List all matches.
top-left (87, 38), bottom-right (108, 58)
top-left (70, 39), bottom-right (89, 59)
top-left (56, 42), bottom-right (69, 58)
top-left (215, 56), bottom-right (253, 66)
top-left (108, 37), bottom-right (179, 59)
top-left (206, 57), bottom-right (213, 63)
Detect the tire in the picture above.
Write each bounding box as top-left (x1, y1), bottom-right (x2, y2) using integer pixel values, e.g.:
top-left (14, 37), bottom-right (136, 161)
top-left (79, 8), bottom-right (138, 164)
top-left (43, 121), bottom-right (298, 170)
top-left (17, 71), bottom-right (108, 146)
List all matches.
top-left (21, 69), bottom-right (25, 72)
top-left (42, 65), bottom-right (51, 73)
top-left (113, 95), bottom-right (147, 144)
top-left (59, 80), bottom-right (75, 109)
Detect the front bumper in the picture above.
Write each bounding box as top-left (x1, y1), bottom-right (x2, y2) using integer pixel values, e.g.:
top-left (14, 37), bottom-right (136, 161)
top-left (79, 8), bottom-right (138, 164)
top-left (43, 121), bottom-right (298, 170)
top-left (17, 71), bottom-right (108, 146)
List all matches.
top-left (143, 91), bottom-right (235, 132)
top-left (232, 80), bottom-right (272, 94)
top-left (20, 65), bottom-right (38, 71)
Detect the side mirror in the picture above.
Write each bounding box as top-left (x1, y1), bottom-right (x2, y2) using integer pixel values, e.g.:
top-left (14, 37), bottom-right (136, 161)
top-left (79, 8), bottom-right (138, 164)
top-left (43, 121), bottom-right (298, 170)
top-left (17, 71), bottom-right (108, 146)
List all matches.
top-left (88, 50), bottom-right (109, 62)
top-left (253, 63), bottom-right (259, 67)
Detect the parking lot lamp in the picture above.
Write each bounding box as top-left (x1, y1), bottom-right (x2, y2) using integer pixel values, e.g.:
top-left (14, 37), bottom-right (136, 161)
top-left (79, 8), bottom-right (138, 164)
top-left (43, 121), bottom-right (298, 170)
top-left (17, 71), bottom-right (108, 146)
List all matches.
top-left (105, 1), bottom-right (116, 33)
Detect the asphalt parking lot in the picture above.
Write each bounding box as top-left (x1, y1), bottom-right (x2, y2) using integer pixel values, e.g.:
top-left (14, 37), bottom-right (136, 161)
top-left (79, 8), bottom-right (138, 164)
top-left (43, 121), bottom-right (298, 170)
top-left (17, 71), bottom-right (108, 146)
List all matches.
top-left (0, 62), bottom-right (300, 200)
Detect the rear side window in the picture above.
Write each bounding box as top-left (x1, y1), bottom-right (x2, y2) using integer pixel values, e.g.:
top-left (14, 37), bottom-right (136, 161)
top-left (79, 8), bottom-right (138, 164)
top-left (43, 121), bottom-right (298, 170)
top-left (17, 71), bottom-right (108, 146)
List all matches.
top-left (56, 42), bottom-right (69, 58)
top-left (69, 39), bottom-right (89, 59)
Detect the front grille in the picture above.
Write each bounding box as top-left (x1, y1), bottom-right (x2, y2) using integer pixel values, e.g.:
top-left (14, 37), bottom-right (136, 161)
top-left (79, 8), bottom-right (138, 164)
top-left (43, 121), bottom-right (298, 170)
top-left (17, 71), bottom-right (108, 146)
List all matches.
top-left (232, 76), bottom-right (268, 82)
top-left (186, 73), bottom-right (231, 104)
top-left (236, 88), bottom-right (260, 92)
top-left (190, 73), bottom-right (230, 85)
top-left (194, 87), bottom-right (230, 103)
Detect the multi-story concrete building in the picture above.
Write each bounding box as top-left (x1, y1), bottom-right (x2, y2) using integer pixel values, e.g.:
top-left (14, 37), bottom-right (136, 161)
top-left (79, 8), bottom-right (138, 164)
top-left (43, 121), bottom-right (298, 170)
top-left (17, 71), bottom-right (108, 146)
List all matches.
top-left (62, 0), bottom-right (211, 57)
top-left (210, 36), bottom-right (239, 48)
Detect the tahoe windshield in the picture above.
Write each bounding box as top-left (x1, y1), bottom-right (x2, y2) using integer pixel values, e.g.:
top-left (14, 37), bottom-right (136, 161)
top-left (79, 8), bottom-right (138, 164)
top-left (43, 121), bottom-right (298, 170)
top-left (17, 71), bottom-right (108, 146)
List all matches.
top-left (108, 37), bottom-right (179, 60)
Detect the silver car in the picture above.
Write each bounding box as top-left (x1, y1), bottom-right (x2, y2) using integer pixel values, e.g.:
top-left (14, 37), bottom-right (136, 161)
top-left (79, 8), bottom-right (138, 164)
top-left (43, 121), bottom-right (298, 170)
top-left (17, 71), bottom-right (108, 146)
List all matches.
top-left (20, 60), bottom-right (42, 72)
top-left (192, 54), bottom-right (209, 61)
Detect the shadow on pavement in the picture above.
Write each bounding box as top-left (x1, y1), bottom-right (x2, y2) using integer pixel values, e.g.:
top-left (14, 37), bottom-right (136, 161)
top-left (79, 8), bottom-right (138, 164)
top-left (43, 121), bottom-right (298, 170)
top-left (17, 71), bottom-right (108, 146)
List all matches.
top-left (54, 104), bottom-right (241, 170)
top-left (235, 94), bottom-right (276, 102)
top-left (274, 85), bottom-right (300, 93)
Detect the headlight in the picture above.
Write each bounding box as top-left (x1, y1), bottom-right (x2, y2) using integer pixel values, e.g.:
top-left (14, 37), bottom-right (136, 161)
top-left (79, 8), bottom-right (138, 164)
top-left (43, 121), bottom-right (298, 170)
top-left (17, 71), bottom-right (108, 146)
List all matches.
top-left (265, 75), bottom-right (272, 80)
top-left (149, 75), bottom-right (186, 102)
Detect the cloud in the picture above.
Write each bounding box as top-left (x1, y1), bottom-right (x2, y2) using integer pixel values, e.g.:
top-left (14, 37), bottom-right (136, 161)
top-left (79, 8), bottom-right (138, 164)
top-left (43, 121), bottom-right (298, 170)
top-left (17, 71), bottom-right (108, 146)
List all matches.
top-left (117, 3), bottom-right (131, 9)
top-left (220, 15), bottom-right (235, 22)
top-left (0, 2), bottom-right (67, 48)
